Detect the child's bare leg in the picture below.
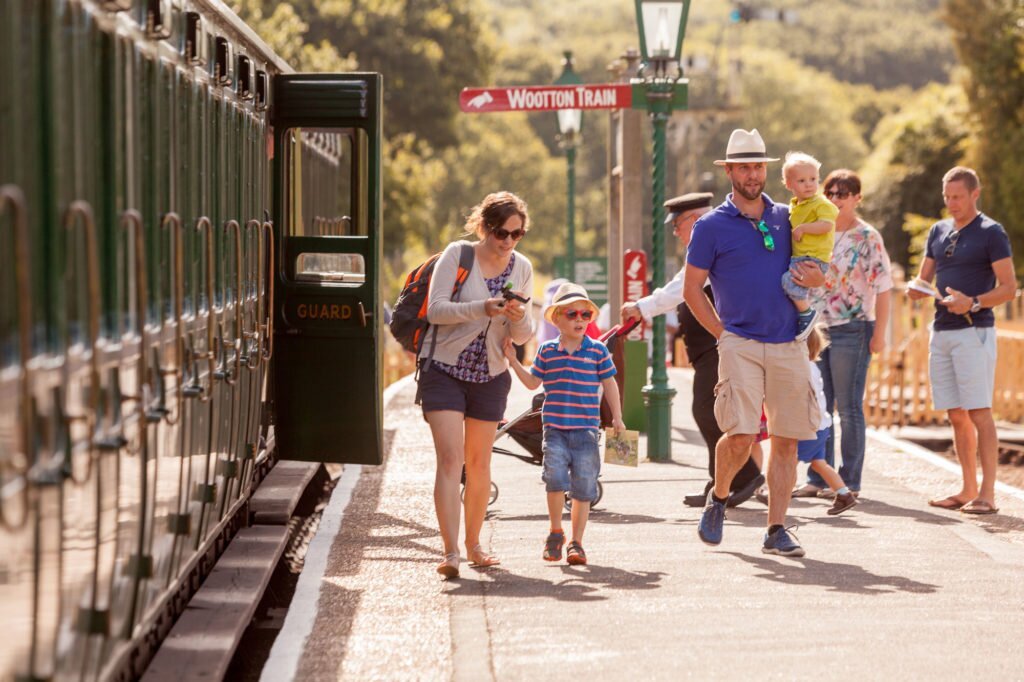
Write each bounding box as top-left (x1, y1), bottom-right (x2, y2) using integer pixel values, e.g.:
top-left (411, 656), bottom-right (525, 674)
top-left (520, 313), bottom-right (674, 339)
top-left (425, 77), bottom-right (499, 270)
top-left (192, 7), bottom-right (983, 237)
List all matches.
top-left (571, 499), bottom-right (590, 544)
top-left (809, 459), bottom-right (846, 492)
top-left (794, 298), bottom-right (810, 312)
top-left (749, 441), bottom-right (764, 469)
top-left (547, 491), bottom-right (566, 532)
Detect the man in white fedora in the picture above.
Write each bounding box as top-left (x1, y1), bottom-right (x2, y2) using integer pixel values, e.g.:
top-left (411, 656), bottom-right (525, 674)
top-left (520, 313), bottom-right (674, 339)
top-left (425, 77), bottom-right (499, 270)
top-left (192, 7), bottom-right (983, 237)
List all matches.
top-left (683, 128), bottom-right (826, 557)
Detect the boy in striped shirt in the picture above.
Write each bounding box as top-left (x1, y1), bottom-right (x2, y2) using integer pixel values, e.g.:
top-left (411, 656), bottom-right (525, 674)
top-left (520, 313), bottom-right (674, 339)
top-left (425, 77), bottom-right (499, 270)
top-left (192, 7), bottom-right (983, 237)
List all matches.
top-left (504, 283), bottom-right (625, 565)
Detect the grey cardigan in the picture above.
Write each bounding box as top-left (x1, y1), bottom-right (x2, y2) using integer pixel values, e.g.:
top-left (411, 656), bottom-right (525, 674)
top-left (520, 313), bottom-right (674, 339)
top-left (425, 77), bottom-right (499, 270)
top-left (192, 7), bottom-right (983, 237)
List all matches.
top-left (420, 240), bottom-right (535, 376)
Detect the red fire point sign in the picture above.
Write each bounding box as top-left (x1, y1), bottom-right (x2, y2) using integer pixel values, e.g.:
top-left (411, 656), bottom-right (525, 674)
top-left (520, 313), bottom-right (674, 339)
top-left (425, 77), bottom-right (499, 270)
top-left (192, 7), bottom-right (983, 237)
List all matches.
top-left (460, 84), bottom-right (633, 113)
top-left (623, 250), bottom-right (648, 341)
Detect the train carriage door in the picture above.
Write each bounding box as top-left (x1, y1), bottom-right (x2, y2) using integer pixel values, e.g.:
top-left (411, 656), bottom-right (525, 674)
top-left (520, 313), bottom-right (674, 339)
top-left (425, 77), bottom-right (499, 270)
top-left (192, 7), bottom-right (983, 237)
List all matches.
top-left (270, 74), bottom-right (383, 464)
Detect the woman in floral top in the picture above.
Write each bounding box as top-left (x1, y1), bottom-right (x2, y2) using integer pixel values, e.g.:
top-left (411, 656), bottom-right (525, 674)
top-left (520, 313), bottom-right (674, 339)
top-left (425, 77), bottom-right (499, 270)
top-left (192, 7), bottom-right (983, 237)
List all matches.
top-left (797, 170), bottom-right (893, 497)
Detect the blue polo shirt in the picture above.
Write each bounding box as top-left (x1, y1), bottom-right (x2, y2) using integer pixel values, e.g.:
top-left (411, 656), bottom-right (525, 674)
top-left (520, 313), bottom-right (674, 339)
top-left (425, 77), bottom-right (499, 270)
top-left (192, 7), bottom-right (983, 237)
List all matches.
top-left (926, 213), bottom-right (1012, 330)
top-left (686, 193), bottom-right (797, 343)
top-left (530, 335), bottom-right (616, 430)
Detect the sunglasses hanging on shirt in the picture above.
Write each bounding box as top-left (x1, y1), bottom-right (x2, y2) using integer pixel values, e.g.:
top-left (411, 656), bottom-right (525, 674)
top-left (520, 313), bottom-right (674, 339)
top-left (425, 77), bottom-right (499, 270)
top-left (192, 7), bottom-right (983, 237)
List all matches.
top-left (744, 217), bottom-right (775, 251)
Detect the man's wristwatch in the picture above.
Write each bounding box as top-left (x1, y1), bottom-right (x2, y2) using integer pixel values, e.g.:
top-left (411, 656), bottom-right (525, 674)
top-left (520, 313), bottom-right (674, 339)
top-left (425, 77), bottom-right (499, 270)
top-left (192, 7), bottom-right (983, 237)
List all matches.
top-left (970, 296), bottom-right (982, 313)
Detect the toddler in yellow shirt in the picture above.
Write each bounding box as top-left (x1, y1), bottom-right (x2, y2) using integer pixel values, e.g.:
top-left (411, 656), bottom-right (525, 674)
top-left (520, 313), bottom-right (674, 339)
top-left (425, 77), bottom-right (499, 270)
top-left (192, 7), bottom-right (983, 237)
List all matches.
top-left (781, 151), bottom-right (838, 341)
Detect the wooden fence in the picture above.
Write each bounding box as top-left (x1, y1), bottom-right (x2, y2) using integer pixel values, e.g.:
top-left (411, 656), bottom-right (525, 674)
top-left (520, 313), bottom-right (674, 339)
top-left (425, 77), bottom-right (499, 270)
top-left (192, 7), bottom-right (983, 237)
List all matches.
top-left (866, 282), bottom-right (1024, 427)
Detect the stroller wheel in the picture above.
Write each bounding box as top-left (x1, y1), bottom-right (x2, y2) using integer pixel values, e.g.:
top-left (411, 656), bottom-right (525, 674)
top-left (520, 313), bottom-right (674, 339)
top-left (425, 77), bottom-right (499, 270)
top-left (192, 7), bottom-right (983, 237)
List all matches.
top-left (563, 480), bottom-right (603, 511)
top-left (461, 481), bottom-right (500, 506)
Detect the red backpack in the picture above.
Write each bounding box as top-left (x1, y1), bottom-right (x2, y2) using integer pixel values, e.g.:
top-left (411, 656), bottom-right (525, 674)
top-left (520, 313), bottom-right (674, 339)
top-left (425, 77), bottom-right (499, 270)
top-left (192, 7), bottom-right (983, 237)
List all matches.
top-left (389, 243), bottom-right (475, 356)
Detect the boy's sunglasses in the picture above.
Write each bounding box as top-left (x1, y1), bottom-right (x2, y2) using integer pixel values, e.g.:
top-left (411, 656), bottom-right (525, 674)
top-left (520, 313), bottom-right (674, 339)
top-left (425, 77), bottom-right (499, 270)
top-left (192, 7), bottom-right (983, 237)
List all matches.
top-left (491, 226), bottom-right (527, 241)
top-left (563, 309), bottom-right (594, 321)
top-left (747, 218), bottom-right (775, 251)
top-left (945, 230), bottom-right (961, 258)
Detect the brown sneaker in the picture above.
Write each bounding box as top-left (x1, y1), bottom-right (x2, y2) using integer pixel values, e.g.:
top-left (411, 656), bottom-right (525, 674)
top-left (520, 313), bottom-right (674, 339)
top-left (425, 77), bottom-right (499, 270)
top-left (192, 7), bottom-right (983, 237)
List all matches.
top-left (827, 492), bottom-right (858, 516)
top-left (566, 541), bottom-right (587, 565)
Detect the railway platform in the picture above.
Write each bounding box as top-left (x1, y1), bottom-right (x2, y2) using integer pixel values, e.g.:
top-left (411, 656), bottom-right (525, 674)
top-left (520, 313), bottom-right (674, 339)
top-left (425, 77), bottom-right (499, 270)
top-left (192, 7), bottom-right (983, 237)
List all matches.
top-left (255, 368), bottom-right (1024, 681)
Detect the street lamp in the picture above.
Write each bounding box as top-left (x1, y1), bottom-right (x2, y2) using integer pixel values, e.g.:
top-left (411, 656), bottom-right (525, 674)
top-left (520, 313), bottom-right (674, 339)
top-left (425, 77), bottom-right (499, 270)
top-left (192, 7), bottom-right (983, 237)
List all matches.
top-left (554, 50), bottom-right (583, 281)
top-left (633, 0), bottom-right (691, 461)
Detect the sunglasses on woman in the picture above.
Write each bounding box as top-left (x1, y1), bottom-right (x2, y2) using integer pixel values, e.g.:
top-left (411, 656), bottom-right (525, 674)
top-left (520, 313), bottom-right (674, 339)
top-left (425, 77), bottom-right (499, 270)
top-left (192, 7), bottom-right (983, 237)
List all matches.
top-left (491, 226), bottom-right (527, 241)
top-left (562, 309), bottom-right (594, 321)
top-left (825, 189), bottom-right (851, 200)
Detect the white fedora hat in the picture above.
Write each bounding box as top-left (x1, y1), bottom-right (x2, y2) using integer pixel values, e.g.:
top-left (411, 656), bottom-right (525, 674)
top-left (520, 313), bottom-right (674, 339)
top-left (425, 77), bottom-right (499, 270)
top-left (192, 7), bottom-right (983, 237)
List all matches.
top-left (714, 128), bottom-right (780, 166)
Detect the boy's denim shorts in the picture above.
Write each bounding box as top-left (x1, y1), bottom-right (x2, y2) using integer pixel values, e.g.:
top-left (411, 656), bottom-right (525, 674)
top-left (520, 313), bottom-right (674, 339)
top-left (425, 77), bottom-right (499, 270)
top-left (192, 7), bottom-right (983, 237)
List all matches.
top-left (781, 256), bottom-right (829, 301)
top-left (542, 426), bottom-right (601, 502)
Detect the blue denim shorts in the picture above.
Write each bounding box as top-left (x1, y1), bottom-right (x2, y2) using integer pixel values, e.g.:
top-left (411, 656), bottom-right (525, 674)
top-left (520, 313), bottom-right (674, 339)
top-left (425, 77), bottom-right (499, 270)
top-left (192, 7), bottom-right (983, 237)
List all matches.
top-left (541, 427), bottom-right (601, 502)
top-left (797, 427), bottom-right (831, 463)
top-left (782, 256), bottom-right (829, 301)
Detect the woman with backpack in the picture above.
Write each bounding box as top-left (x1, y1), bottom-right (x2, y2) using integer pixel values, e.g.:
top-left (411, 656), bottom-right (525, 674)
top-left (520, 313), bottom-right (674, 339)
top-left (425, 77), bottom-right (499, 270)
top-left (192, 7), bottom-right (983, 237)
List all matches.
top-left (420, 191), bottom-right (534, 578)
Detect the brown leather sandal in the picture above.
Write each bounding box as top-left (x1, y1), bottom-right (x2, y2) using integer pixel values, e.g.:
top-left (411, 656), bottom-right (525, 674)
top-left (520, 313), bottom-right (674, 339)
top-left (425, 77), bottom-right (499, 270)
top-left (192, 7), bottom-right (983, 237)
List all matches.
top-left (467, 545), bottom-right (500, 567)
top-left (436, 551), bottom-right (460, 579)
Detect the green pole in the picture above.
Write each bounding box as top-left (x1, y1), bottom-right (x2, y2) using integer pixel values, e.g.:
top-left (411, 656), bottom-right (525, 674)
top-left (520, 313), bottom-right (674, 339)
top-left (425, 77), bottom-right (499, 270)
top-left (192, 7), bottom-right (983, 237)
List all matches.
top-left (566, 144), bottom-right (576, 280)
top-left (642, 94), bottom-right (677, 462)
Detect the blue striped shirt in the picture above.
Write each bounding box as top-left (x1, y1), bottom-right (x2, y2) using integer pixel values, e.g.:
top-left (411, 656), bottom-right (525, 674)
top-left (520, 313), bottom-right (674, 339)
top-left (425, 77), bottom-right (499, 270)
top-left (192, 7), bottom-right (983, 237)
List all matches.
top-left (530, 335), bottom-right (616, 430)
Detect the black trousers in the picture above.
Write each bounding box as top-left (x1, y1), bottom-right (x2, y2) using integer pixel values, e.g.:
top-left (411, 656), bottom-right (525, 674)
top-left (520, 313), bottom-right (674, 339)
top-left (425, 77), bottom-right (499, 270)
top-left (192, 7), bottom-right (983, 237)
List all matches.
top-left (691, 349), bottom-right (762, 490)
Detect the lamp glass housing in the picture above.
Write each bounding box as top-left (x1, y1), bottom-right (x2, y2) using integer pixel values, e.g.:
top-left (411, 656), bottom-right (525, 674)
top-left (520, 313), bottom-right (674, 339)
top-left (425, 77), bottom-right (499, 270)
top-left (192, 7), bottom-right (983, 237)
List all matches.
top-left (638, 1), bottom-right (685, 61)
top-left (557, 109), bottom-right (582, 137)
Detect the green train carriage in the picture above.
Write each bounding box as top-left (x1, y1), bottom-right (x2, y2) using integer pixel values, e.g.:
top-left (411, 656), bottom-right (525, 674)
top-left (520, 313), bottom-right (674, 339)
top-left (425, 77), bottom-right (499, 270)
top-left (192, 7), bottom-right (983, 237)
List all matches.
top-left (0, 1), bottom-right (384, 679)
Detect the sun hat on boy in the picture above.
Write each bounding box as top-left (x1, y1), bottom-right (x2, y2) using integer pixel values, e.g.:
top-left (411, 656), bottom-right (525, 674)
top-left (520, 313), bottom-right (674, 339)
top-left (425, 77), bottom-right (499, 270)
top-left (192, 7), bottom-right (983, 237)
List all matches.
top-left (544, 282), bottom-right (600, 324)
top-left (713, 128), bottom-right (780, 166)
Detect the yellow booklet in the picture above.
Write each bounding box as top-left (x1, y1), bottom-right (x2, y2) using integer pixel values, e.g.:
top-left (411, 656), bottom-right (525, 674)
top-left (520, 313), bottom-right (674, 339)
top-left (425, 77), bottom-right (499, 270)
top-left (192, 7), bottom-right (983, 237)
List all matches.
top-left (604, 429), bottom-right (640, 467)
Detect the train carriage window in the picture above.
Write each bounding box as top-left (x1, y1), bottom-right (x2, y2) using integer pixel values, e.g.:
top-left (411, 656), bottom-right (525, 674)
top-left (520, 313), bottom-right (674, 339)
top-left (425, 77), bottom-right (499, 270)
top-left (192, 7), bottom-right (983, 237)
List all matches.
top-left (145, 0), bottom-right (173, 39)
top-left (185, 12), bottom-right (208, 65)
top-left (214, 37), bottom-right (233, 86)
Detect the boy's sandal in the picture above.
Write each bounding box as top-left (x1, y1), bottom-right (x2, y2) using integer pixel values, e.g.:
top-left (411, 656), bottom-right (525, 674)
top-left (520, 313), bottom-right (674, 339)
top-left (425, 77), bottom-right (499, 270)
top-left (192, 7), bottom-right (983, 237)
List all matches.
top-left (436, 551), bottom-right (460, 579)
top-left (467, 545), bottom-right (501, 568)
top-left (543, 532), bottom-right (565, 562)
top-left (566, 541), bottom-right (587, 566)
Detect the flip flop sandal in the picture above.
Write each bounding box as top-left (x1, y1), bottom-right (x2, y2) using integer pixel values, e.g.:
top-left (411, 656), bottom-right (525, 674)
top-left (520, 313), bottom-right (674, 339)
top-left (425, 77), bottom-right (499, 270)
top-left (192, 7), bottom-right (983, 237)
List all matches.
top-left (960, 500), bottom-right (999, 515)
top-left (436, 551), bottom-right (460, 579)
top-left (928, 496), bottom-right (966, 510)
top-left (543, 532), bottom-right (565, 562)
top-left (467, 545), bottom-right (501, 568)
top-left (566, 541), bottom-right (587, 566)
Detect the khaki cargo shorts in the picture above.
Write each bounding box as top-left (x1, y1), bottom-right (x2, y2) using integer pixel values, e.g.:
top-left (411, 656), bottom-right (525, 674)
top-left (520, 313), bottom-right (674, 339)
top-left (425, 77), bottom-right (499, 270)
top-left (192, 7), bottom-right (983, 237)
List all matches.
top-left (713, 330), bottom-right (821, 441)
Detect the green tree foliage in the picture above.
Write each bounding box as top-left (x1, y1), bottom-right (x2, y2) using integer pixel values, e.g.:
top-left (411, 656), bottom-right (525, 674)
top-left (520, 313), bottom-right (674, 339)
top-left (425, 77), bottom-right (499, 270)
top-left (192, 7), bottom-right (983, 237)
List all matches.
top-left (297, 0), bottom-right (496, 150)
top-left (944, 0), bottom-right (1024, 273)
top-left (728, 0), bottom-right (956, 90)
top-left (228, 1), bottom-right (354, 71)
top-left (696, 48), bottom-right (870, 201)
top-left (858, 85), bottom-right (969, 271)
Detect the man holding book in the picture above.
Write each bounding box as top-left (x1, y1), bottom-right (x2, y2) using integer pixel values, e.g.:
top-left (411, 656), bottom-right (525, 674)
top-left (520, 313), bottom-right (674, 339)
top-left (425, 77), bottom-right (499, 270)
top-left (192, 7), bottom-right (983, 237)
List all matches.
top-left (908, 166), bottom-right (1016, 515)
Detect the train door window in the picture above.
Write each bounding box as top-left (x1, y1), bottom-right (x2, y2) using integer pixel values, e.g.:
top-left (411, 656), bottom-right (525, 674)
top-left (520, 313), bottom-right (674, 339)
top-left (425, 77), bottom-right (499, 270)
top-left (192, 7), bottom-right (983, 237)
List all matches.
top-left (283, 127), bottom-right (364, 238)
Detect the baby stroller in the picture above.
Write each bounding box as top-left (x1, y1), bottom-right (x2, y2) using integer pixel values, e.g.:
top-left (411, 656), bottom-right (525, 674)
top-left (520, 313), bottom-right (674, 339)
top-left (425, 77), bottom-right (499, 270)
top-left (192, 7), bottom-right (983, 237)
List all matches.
top-left (480, 317), bottom-right (641, 509)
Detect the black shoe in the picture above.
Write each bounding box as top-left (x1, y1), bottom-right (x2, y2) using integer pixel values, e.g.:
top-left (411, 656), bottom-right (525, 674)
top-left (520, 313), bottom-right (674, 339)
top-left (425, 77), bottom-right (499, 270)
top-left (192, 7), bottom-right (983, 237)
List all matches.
top-left (683, 480), bottom-right (714, 507)
top-left (727, 473), bottom-right (766, 508)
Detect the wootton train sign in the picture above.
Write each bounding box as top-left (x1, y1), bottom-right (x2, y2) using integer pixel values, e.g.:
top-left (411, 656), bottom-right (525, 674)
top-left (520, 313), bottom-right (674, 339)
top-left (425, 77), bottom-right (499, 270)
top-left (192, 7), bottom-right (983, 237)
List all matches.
top-left (459, 84), bottom-right (634, 113)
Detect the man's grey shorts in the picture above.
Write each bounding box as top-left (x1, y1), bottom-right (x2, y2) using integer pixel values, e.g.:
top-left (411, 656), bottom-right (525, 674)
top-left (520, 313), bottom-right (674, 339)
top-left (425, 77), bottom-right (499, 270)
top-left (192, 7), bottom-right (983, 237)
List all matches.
top-left (929, 326), bottom-right (997, 411)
